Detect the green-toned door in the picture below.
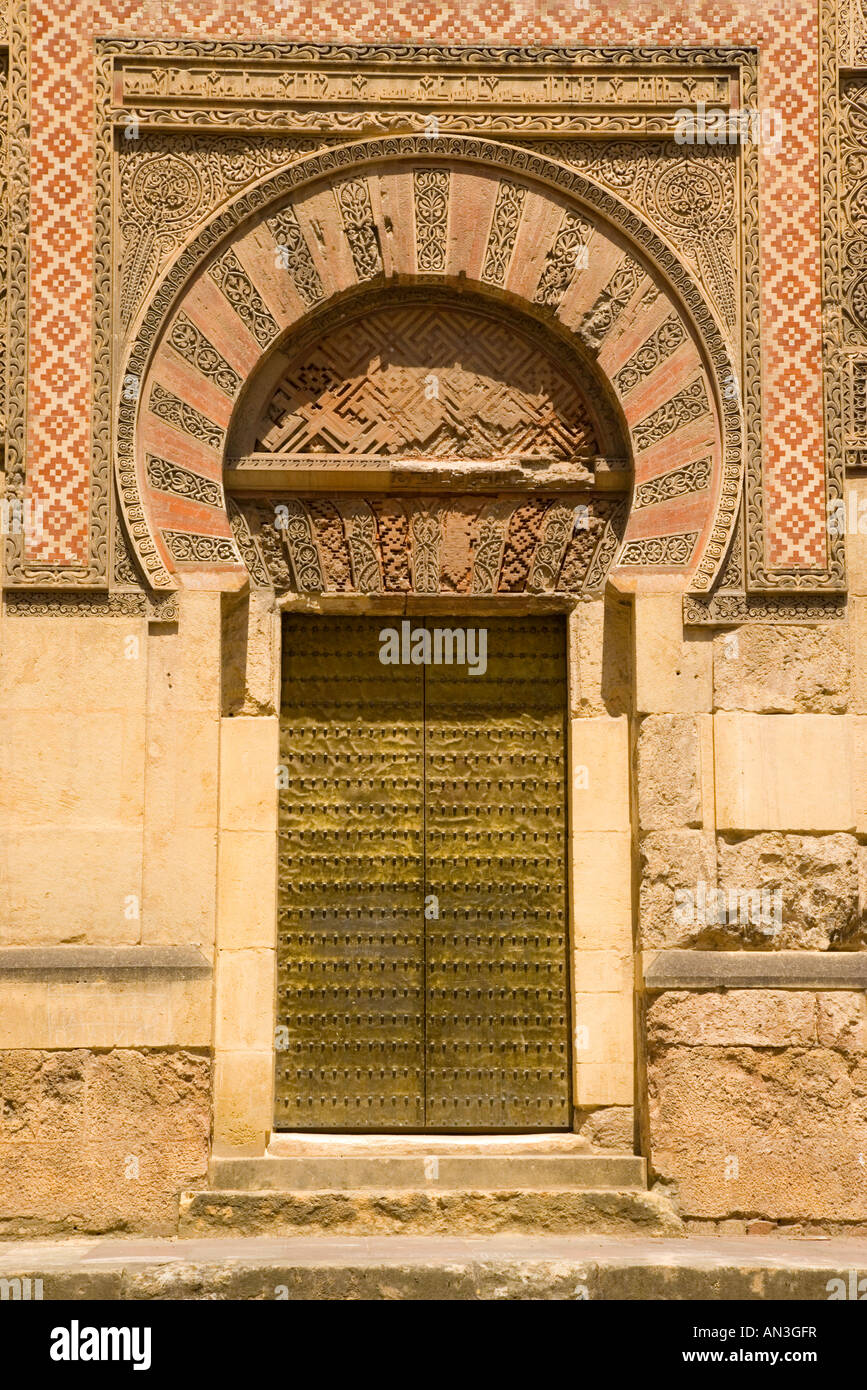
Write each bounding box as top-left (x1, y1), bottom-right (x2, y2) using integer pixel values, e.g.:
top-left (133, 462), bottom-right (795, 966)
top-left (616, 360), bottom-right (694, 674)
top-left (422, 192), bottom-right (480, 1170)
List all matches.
top-left (275, 615), bottom-right (570, 1130)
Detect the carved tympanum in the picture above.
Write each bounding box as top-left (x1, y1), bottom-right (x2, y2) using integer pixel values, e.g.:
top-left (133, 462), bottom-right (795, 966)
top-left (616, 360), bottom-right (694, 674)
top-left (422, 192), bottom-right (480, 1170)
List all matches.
top-left (252, 303), bottom-right (601, 460)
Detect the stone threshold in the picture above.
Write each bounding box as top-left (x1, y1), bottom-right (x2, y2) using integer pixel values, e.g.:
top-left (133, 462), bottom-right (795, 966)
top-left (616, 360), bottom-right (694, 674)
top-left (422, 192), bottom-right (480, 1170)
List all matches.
top-left (0, 946), bottom-right (211, 977)
top-left (643, 950), bottom-right (867, 990)
top-left (265, 1131), bottom-right (593, 1156)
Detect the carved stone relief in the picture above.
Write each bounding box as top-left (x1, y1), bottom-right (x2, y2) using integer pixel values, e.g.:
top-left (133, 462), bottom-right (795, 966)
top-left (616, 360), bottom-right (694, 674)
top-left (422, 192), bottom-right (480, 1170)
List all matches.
top-left (118, 131), bottom-right (326, 332)
top-left (534, 141), bottom-right (739, 344)
top-left (229, 493), bottom-right (626, 597)
top-left (251, 302), bottom-right (601, 461)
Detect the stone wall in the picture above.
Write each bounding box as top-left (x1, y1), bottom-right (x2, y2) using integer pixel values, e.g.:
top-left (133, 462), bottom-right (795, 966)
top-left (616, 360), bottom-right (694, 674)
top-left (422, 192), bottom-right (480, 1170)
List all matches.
top-left (631, 486), bottom-right (867, 1226)
top-left (0, 1049), bottom-right (210, 1236)
top-left (646, 992), bottom-right (867, 1233)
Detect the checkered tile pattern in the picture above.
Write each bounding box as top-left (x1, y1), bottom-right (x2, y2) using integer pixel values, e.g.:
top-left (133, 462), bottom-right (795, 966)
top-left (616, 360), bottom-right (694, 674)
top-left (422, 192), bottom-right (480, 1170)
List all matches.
top-left (25, 0), bottom-right (825, 569)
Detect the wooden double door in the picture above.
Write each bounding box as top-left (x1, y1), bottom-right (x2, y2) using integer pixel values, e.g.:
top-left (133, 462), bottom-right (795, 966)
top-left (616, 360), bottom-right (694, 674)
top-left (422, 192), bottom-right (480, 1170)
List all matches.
top-left (275, 614), bottom-right (571, 1130)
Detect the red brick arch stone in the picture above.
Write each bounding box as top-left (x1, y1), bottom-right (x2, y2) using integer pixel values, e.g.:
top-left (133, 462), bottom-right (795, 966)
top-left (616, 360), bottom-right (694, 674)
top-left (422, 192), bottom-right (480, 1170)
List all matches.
top-left (117, 136), bottom-right (741, 595)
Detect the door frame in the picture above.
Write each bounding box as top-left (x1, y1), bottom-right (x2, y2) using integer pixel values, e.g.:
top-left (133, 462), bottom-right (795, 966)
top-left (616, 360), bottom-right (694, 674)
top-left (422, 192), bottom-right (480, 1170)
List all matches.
top-left (212, 592), bottom-right (635, 1155)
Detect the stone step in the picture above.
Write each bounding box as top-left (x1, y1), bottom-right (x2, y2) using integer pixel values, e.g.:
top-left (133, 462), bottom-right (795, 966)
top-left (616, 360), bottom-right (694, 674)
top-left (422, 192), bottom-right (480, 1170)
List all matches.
top-left (180, 1186), bottom-right (682, 1238)
top-left (4, 1234), bottom-right (867, 1300)
top-left (209, 1153), bottom-right (646, 1191)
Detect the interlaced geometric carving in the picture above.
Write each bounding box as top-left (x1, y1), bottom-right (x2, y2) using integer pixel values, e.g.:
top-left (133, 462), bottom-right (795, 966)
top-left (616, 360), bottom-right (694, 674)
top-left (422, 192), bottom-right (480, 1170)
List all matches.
top-left (253, 304), bottom-right (600, 459)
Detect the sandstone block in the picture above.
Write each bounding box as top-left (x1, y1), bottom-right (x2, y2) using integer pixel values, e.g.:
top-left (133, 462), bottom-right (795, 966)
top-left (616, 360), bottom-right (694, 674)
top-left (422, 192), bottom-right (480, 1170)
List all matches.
top-left (647, 989), bottom-right (818, 1048)
top-left (636, 714), bottom-right (702, 829)
top-left (217, 829), bottom-right (277, 950)
top-left (717, 832), bottom-right (860, 949)
top-left (713, 624), bottom-right (849, 713)
top-left (575, 1106), bottom-right (635, 1151)
top-left (215, 948), bottom-right (275, 1052)
top-left (634, 591), bottom-right (712, 714)
top-left (569, 716), bottom-right (630, 830)
top-left (567, 596), bottom-right (631, 717)
top-left (714, 713), bottom-right (854, 831)
top-left (647, 1041), bottom-right (867, 1220)
top-left (219, 716), bottom-right (279, 832)
top-left (213, 1051), bottom-right (274, 1155)
top-left (0, 827), bottom-right (143, 946)
top-left (571, 830), bottom-right (632, 950)
top-left (638, 829), bottom-right (717, 948)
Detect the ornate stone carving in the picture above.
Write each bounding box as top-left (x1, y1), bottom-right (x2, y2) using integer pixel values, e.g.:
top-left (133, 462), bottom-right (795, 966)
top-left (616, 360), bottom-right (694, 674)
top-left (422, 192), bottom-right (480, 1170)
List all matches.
top-left (633, 456), bottom-right (713, 509)
top-left (334, 177), bottom-right (382, 280)
top-left (252, 302), bottom-right (600, 460)
top-left (228, 499), bottom-right (271, 589)
top-left (482, 179), bottom-right (526, 285)
top-left (147, 383), bottom-right (223, 449)
top-left (4, 592), bottom-right (154, 617)
top-left (584, 501), bottom-right (628, 590)
top-left (632, 379), bottom-right (711, 452)
top-left (684, 593), bottom-right (847, 625)
top-left (533, 209), bottom-right (592, 308)
top-left (168, 313), bottom-right (241, 397)
top-left (620, 532), bottom-right (698, 566)
top-left (118, 132), bottom-right (324, 333)
top-left (116, 55), bottom-right (732, 115)
top-left (11, 41), bottom-right (771, 596)
top-left (471, 499), bottom-right (513, 594)
top-left (644, 158), bottom-right (737, 330)
top-left (231, 492), bottom-right (626, 596)
top-left (613, 314), bottom-right (687, 397)
top-left (146, 454), bottom-right (224, 508)
top-left (413, 168), bottom-right (449, 274)
top-left (277, 498), bottom-right (325, 591)
top-left (163, 530), bottom-right (237, 563)
top-left (579, 257), bottom-right (648, 351)
top-left (266, 203), bottom-right (324, 307)
top-left (112, 515), bottom-right (140, 588)
top-left (208, 247), bottom-right (279, 347)
top-left (409, 502), bottom-right (446, 592)
top-left (336, 499), bottom-right (384, 592)
top-left (526, 501), bottom-right (575, 592)
top-left (112, 133), bottom-right (744, 594)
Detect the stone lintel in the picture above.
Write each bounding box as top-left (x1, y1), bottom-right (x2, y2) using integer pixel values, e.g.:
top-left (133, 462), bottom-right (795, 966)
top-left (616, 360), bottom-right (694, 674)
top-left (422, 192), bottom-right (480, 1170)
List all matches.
top-left (643, 949), bottom-right (867, 991)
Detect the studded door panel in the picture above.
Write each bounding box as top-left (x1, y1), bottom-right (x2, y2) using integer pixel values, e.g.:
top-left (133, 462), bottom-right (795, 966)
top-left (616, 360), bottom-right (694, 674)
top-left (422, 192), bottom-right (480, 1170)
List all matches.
top-left (423, 617), bottom-right (571, 1129)
top-left (276, 615), bottom-right (425, 1129)
top-left (276, 615), bottom-right (570, 1130)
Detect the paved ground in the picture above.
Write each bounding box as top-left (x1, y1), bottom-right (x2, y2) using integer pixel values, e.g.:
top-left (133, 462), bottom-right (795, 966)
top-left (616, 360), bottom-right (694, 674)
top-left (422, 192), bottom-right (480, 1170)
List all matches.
top-left (0, 1234), bottom-right (865, 1298)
